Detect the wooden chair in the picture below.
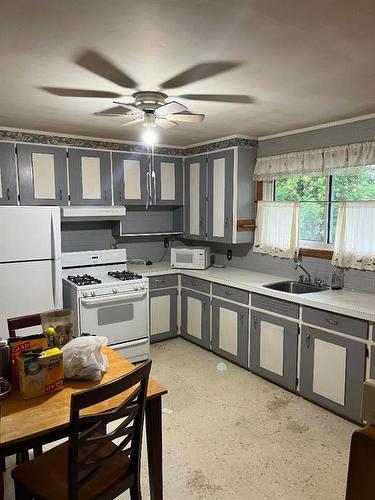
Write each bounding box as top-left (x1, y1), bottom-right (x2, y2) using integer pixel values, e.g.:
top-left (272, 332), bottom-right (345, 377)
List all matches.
top-left (11, 359), bottom-right (152, 500)
top-left (346, 425), bottom-right (375, 499)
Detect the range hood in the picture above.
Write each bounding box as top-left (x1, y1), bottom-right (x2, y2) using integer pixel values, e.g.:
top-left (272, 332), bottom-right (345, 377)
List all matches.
top-left (61, 206), bottom-right (126, 221)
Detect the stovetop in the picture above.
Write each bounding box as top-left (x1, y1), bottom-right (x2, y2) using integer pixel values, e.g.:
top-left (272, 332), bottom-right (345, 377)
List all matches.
top-left (108, 270), bottom-right (143, 281)
top-left (67, 274), bottom-right (102, 286)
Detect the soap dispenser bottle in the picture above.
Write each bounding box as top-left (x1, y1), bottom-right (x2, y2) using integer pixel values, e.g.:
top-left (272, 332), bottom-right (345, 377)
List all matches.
top-left (330, 267), bottom-right (344, 290)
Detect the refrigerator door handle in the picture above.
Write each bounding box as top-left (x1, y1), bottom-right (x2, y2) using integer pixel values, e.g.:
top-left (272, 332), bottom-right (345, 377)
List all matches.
top-left (51, 208), bottom-right (61, 260)
top-left (52, 258), bottom-right (62, 308)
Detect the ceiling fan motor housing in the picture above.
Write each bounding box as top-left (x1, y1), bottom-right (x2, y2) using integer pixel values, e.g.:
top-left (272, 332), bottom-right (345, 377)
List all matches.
top-left (133, 91), bottom-right (167, 111)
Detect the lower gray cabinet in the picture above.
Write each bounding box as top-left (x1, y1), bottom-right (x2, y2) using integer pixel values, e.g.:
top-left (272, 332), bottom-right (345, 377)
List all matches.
top-left (250, 311), bottom-right (299, 391)
top-left (181, 288), bottom-right (210, 349)
top-left (149, 288), bottom-right (178, 343)
top-left (300, 326), bottom-right (366, 422)
top-left (211, 298), bottom-right (248, 367)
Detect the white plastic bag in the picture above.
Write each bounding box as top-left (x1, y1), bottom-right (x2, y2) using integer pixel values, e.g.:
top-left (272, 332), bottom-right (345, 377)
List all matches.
top-left (62, 336), bottom-right (108, 381)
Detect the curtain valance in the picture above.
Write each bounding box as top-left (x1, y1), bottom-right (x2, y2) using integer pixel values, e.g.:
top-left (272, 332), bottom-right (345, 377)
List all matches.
top-left (254, 141), bottom-right (375, 181)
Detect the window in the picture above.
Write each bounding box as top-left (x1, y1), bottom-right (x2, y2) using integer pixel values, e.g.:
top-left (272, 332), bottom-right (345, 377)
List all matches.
top-left (274, 167), bottom-right (375, 248)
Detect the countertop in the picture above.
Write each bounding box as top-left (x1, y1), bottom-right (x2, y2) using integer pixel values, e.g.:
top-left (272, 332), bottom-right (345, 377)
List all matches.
top-left (129, 262), bottom-right (375, 323)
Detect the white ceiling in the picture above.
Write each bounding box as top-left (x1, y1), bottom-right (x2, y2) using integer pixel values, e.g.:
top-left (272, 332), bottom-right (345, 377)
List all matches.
top-left (1, 0), bottom-right (375, 146)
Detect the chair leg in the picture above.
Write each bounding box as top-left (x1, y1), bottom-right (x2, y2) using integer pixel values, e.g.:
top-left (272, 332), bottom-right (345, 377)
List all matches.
top-left (19, 449), bottom-right (29, 463)
top-left (0, 457), bottom-right (5, 472)
top-left (130, 478), bottom-right (142, 500)
top-left (14, 482), bottom-right (33, 500)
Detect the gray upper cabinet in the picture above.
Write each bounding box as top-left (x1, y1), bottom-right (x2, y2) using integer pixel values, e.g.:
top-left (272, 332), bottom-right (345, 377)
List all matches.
top-left (184, 154), bottom-right (207, 240)
top-left (184, 147), bottom-right (256, 244)
top-left (112, 151), bottom-right (149, 206)
top-left (68, 149), bottom-right (111, 206)
top-left (300, 326), bottom-right (366, 422)
top-left (17, 144), bottom-right (68, 206)
top-left (181, 288), bottom-right (210, 349)
top-left (0, 143), bottom-right (17, 205)
top-left (153, 155), bottom-right (183, 205)
top-left (207, 149), bottom-right (234, 243)
top-left (211, 298), bottom-right (249, 368)
top-left (250, 311), bottom-right (299, 391)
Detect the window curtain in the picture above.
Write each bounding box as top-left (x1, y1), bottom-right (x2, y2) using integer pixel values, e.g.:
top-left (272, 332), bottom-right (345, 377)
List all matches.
top-left (254, 201), bottom-right (300, 259)
top-left (254, 141), bottom-right (375, 181)
top-left (332, 201), bottom-right (375, 271)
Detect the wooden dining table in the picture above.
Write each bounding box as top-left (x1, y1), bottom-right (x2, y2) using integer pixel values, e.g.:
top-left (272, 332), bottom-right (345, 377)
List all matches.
top-left (0, 346), bottom-right (167, 500)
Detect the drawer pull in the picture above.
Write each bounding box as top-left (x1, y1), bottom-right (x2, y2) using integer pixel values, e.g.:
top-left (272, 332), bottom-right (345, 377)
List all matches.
top-left (191, 281), bottom-right (197, 286)
top-left (325, 317), bottom-right (339, 326)
top-left (224, 290), bottom-right (232, 296)
top-left (306, 334), bottom-right (311, 349)
top-left (154, 278), bottom-right (165, 284)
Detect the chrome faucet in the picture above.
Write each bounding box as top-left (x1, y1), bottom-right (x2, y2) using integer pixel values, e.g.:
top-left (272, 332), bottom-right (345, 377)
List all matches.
top-left (293, 256), bottom-right (312, 283)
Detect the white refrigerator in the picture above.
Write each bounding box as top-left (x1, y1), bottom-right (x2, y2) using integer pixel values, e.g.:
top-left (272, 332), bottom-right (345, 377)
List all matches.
top-left (0, 206), bottom-right (62, 337)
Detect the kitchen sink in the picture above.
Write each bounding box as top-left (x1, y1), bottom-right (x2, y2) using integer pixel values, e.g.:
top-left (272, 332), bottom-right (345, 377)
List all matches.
top-left (263, 281), bottom-right (329, 294)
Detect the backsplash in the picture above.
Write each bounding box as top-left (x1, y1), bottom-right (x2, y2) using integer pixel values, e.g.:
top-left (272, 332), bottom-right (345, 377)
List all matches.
top-left (204, 242), bottom-right (375, 294)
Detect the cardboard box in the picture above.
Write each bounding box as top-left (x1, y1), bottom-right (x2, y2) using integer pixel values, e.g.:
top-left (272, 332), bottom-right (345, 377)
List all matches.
top-left (8, 334), bottom-right (48, 388)
top-left (17, 347), bottom-right (64, 399)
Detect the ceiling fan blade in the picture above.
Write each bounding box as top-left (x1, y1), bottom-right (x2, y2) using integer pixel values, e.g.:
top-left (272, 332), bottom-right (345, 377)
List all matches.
top-left (155, 118), bottom-right (178, 129)
top-left (94, 105), bottom-right (132, 116)
top-left (156, 101), bottom-right (187, 116)
top-left (179, 94), bottom-right (254, 103)
top-left (76, 50), bottom-right (138, 88)
top-left (40, 87), bottom-right (122, 98)
top-left (167, 112), bottom-right (205, 123)
top-left (160, 62), bottom-right (242, 89)
top-left (113, 101), bottom-right (141, 114)
top-left (120, 117), bottom-right (144, 127)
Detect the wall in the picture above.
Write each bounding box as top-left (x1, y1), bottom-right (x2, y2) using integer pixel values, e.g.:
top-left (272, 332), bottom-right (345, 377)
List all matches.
top-left (257, 117), bottom-right (375, 157)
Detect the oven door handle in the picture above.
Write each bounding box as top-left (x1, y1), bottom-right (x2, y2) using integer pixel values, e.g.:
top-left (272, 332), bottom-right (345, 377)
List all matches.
top-left (81, 291), bottom-right (147, 306)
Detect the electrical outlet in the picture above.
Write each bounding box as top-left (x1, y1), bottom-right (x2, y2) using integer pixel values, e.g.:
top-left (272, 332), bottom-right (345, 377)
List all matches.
top-left (227, 249), bottom-right (232, 260)
top-left (164, 237), bottom-right (169, 249)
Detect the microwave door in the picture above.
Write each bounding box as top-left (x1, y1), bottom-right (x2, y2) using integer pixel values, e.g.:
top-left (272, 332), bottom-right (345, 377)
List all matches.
top-left (176, 253), bottom-right (194, 265)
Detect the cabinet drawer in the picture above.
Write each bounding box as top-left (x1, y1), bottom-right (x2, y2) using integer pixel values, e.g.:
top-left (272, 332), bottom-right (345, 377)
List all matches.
top-left (148, 274), bottom-right (178, 290)
top-left (302, 306), bottom-right (368, 340)
top-left (212, 283), bottom-right (249, 305)
top-left (181, 275), bottom-right (210, 294)
top-left (251, 293), bottom-right (299, 319)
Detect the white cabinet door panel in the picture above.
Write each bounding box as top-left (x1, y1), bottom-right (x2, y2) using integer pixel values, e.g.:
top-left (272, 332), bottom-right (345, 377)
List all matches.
top-left (160, 162), bottom-right (175, 201)
top-left (32, 153), bottom-right (56, 199)
top-left (212, 158), bottom-right (225, 238)
top-left (260, 320), bottom-right (284, 377)
top-left (151, 294), bottom-right (171, 335)
top-left (313, 338), bottom-right (346, 406)
top-left (124, 159), bottom-right (141, 200)
top-left (81, 157), bottom-right (101, 199)
top-left (218, 307), bottom-right (238, 356)
top-left (187, 296), bottom-right (202, 340)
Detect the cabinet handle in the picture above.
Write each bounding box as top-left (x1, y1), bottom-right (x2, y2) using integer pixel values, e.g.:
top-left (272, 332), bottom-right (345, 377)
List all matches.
top-left (224, 217), bottom-right (229, 226)
top-left (59, 189), bottom-right (62, 201)
top-left (104, 190), bottom-right (107, 201)
top-left (203, 301), bottom-right (207, 311)
top-left (191, 281), bottom-right (197, 286)
top-left (119, 190), bottom-right (122, 202)
top-left (306, 334), bottom-right (311, 349)
top-left (6, 188), bottom-right (10, 200)
top-left (199, 217), bottom-right (204, 226)
top-left (224, 290), bottom-right (232, 296)
top-left (253, 316), bottom-right (258, 329)
top-left (325, 317), bottom-right (339, 326)
top-left (240, 313), bottom-right (244, 324)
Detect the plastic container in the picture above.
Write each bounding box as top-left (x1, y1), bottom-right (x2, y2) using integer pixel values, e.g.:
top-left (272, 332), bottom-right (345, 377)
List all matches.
top-left (41, 309), bottom-right (74, 348)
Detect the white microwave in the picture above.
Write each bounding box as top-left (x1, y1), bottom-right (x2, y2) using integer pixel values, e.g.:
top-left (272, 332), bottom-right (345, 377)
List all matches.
top-left (171, 247), bottom-right (211, 270)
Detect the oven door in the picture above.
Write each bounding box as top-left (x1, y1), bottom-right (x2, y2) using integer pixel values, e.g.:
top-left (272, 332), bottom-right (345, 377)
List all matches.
top-left (79, 290), bottom-right (149, 345)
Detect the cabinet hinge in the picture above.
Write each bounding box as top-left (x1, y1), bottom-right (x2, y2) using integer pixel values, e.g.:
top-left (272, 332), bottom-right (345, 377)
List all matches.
top-left (296, 377), bottom-right (299, 387)
top-left (297, 326), bottom-right (301, 335)
top-left (205, 232), bottom-right (208, 237)
top-left (365, 346), bottom-right (370, 358)
top-left (68, 194), bottom-right (71, 201)
top-left (17, 194), bottom-right (20, 202)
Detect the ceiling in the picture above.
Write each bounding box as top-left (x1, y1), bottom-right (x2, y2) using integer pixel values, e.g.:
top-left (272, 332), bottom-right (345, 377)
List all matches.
top-left (1, 0), bottom-right (375, 146)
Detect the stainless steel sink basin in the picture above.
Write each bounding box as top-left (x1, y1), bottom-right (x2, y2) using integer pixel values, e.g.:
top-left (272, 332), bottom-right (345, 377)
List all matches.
top-left (263, 281), bottom-right (329, 294)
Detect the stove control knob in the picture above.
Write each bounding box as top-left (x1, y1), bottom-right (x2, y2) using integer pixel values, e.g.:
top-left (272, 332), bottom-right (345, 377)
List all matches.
top-left (112, 288), bottom-right (118, 294)
top-left (91, 291), bottom-right (96, 297)
top-left (83, 291), bottom-right (89, 298)
top-left (133, 286), bottom-right (139, 291)
top-left (140, 286), bottom-right (145, 290)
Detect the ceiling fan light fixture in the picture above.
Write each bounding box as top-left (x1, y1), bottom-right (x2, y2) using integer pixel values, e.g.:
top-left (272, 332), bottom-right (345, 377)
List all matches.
top-left (142, 127), bottom-right (158, 146)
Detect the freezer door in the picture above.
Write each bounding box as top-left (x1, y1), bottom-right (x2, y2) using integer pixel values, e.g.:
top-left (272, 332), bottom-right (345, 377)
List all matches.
top-left (0, 206), bottom-right (61, 262)
top-left (0, 260), bottom-right (62, 337)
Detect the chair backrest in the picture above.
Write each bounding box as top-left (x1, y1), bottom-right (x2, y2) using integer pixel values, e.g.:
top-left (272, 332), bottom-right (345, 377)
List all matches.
top-left (7, 313), bottom-right (42, 337)
top-left (68, 360), bottom-right (152, 500)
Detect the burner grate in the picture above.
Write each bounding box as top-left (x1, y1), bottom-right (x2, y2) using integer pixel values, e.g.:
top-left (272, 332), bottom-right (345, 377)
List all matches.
top-left (67, 274), bottom-right (102, 286)
top-left (108, 270), bottom-right (143, 281)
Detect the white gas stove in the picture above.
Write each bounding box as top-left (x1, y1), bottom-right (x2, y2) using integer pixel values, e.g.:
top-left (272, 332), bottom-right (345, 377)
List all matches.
top-left (62, 249), bottom-right (149, 363)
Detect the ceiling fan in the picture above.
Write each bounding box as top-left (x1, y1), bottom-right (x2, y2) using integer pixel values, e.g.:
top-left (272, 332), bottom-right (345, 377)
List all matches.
top-left (41, 50), bottom-right (254, 131)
